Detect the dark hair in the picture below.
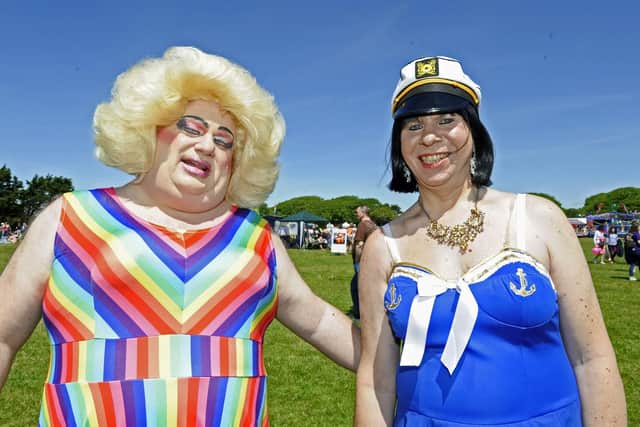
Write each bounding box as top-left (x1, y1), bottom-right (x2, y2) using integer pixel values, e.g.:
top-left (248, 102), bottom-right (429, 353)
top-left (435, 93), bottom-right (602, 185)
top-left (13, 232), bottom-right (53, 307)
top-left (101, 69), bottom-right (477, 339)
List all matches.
top-left (388, 105), bottom-right (494, 193)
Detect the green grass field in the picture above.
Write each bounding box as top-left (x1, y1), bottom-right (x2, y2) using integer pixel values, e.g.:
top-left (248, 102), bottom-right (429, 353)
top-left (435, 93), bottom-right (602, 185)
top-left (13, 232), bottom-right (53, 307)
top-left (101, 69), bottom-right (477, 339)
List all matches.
top-left (0, 239), bottom-right (637, 426)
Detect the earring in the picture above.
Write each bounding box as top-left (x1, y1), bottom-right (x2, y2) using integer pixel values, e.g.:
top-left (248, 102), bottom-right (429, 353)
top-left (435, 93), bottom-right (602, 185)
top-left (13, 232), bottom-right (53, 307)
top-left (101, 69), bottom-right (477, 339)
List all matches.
top-left (470, 150), bottom-right (477, 178)
top-left (402, 164), bottom-right (412, 183)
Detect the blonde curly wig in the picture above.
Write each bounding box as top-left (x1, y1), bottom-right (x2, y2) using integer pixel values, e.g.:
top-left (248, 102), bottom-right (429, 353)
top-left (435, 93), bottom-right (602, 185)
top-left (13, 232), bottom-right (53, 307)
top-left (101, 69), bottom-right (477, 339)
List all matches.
top-left (94, 46), bottom-right (285, 208)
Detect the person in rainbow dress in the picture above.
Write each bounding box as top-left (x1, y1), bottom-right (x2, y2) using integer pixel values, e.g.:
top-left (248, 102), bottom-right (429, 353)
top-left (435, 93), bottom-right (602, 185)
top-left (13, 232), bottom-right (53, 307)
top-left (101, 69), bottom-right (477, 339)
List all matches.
top-left (0, 46), bottom-right (359, 426)
top-left (355, 56), bottom-right (626, 426)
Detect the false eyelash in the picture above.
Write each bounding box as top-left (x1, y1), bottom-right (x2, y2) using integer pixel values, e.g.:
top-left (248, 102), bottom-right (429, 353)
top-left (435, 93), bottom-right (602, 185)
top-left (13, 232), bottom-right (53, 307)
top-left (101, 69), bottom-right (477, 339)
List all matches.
top-left (214, 138), bottom-right (233, 150)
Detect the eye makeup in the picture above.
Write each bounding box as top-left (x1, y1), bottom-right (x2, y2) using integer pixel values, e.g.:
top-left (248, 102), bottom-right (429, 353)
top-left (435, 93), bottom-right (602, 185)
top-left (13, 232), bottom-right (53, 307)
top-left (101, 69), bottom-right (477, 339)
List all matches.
top-left (402, 114), bottom-right (459, 132)
top-left (177, 115), bottom-right (209, 136)
top-left (176, 115), bottom-right (235, 149)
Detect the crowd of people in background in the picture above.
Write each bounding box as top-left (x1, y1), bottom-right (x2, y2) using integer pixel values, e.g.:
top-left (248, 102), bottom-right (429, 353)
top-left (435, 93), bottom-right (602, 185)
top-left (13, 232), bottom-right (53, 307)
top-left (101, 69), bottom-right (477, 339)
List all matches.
top-left (277, 221), bottom-right (361, 250)
top-left (273, 213), bottom-right (640, 285)
top-left (0, 222), bottom-right (27, 244)
top-left (591, 222), bottom-right (640, 281)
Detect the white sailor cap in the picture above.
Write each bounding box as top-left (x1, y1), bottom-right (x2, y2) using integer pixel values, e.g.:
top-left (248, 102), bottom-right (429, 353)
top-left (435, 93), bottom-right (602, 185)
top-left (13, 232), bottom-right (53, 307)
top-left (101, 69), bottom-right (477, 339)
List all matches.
top-left (391, 56), bottom-right (481, 119)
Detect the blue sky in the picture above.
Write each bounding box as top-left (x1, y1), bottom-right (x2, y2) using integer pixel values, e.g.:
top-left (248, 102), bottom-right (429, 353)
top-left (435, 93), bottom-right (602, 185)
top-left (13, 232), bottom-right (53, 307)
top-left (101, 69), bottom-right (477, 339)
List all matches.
top-left (2, 1), bottom-right (638, 210)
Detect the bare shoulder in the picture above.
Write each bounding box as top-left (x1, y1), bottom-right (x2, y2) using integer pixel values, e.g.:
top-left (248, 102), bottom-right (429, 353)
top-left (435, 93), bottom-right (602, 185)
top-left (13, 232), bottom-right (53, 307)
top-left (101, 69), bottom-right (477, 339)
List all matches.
top-left (28, 196), bottom-right (65, 237)
top-left (483, 189), bottom-right (568, 229)
top-left (361, 228), bottom-right (394, 277)
top-left (479, 187), bottom-right (516, 210)
top-left (523, 194), bottom-right (579, 269)
top-left (13, 196), bottom-right (64, 263)
top-left (0, 195), bottom-right (63, 299)
top-left (363, 228), bottom-right (390, 257)
top-left (385, 204), bottom-right (422, 239)
top-left (524, 194), bottom-right (569, 229)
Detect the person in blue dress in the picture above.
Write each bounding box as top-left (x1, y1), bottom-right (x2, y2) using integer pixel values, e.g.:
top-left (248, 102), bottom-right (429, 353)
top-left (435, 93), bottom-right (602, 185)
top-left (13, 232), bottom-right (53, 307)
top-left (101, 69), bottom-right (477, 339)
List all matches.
top-left (355, 56), bottom-right (626, 426)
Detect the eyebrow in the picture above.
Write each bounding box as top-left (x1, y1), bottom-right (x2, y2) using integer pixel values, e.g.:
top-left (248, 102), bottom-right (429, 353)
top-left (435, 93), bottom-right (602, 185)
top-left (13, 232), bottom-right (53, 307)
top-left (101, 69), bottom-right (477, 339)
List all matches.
top-left (182, 115), bottom-right (234, 138)
top-left (181, 115), bottom-right (210, 129)
top-left (218, 126), bottom-right (235, 137)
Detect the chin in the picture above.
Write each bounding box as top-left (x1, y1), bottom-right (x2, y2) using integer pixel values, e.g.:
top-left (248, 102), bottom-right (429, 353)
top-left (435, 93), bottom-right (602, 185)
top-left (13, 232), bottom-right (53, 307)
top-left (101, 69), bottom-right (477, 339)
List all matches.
top-left (417, 173), bottom-right (460, 188)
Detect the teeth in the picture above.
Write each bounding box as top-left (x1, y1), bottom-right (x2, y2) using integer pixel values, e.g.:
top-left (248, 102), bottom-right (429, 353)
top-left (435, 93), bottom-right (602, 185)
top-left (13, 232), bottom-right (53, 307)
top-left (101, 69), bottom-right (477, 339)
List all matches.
top-left (421, 153), bottom-right (447, 164)
top-left (184, 159), bottom-right (209, 171)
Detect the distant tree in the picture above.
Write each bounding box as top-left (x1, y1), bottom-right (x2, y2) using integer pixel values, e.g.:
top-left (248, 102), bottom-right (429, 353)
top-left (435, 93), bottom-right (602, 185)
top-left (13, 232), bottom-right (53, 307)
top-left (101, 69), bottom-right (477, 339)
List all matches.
top-left (583, 187), bottom-right (640, 214)
top-left (256, 202), bottom-right (271, 216)
top-left (528, 192), bottom-right (563, 208)
top-left (273, 196), bottom-right (325, 217)
top-left (370, 204), bottom-right (402, 224)
top-left (268, 195), bottom-right (402, 225)
top-left (21, 174), bottom-right (74, 221)
top-left (563, 207), bottom-right (585, 218)
top-left (322, 196), bottom-right (362, 224)
top-left (0, 165), bottom-right (24, 225)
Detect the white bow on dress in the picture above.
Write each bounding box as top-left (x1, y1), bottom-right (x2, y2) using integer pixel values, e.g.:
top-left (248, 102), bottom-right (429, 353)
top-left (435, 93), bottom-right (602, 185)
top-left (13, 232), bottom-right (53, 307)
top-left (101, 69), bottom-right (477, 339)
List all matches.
top-left (399, 274), bottom-right (479, 375)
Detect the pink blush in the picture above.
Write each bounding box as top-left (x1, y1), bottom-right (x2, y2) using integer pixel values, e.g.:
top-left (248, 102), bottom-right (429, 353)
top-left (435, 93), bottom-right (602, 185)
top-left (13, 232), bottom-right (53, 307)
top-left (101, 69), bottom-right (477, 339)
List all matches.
top-left (156, 126), bottom-right (177, 143)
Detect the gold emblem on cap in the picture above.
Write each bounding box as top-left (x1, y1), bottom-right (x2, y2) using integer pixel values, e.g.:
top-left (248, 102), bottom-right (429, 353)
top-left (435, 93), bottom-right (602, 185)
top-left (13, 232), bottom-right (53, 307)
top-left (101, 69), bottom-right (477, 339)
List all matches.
top-left (415, 58), bottom-right (438, 79)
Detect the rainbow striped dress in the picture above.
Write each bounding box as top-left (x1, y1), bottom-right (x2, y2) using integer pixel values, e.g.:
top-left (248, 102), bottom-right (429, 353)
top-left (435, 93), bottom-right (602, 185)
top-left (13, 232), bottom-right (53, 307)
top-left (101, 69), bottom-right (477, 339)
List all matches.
top-left (39, 188), bottom-right (278, 426)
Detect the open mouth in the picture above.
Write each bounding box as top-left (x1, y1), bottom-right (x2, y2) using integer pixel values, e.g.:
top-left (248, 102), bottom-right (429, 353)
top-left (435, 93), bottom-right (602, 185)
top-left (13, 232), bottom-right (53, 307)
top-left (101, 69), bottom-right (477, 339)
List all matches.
top-left (419, 152), bottom-right (449, 167)
top-left (181, 158), bottom-right (211, 178)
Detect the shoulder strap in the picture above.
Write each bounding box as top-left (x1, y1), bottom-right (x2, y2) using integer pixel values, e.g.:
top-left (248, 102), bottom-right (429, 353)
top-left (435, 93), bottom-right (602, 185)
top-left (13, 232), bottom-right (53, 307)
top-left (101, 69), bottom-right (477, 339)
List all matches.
top-left (515, 193), bottom-right (527, 251)
top-left (381, 223), bottom-right (401, 263)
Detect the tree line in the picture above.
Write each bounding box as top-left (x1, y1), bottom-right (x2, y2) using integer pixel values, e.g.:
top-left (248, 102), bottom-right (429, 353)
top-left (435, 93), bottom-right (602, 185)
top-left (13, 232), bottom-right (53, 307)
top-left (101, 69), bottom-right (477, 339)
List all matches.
top-left (0, 165), bottom-right (74, 226)
top-left (530, 188), bottom-right (640, 217)
top-left (1, 163), bottom-right (638, 226)
top-left (265, 188), bottom-right (640, 225)
top-left (258, 195), bottom-right (403, 225)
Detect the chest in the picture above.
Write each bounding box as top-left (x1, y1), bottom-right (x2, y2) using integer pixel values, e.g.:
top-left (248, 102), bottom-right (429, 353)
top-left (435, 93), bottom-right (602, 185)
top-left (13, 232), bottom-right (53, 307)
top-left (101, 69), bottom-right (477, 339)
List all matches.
top-left (385, 257), bottom-right (558, 344)
top-left (44, 204), bottom-right (277, 341)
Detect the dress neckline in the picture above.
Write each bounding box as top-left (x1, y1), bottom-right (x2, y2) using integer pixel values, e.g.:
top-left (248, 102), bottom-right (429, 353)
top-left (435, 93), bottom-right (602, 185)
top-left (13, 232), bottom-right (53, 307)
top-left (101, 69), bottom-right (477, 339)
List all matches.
top-left (102, 187), bottom-right (238, 234)
top-left (389, 246), bottom-right (551, 284)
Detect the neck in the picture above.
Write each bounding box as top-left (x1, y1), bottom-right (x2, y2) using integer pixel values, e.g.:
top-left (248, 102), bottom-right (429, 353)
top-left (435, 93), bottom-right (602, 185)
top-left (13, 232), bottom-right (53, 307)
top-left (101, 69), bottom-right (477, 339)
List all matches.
top-left (417, 179), bottom-right (476, 220)
top-left (118, 181), bottom-right (232, 227)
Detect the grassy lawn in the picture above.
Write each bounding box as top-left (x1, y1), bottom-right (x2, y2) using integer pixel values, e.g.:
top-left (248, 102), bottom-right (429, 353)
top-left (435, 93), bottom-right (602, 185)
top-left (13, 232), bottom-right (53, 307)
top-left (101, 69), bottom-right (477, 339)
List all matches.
top-left (0, 239), bottom-right (637, 425)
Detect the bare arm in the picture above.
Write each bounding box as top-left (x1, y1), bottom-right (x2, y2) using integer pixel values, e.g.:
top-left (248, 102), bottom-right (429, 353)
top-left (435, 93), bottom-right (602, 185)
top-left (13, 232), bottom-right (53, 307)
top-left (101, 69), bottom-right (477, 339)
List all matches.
top-left (530, 196), bottom-right (626, 426)
top-left (0, 198), bottom-right (61, 391)
top-left (354, 240), bottom-right (364, 264)
top-left (273, 232), bottom-right (360, 371)
top-left (355, 230), bottom-right (399, 426)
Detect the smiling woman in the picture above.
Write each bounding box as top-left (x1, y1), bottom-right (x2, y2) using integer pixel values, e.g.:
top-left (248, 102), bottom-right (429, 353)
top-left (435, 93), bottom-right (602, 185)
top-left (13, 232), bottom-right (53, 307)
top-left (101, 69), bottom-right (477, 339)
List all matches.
top-left (0, 46), bottom-right (360, 426)
top-left (355, 56), bottom-right (626, 426)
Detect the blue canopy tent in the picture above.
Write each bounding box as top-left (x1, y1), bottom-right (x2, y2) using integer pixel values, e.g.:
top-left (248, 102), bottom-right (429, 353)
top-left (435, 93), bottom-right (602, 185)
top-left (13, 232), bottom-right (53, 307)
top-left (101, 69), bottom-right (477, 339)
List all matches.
top-left (279, 211), bottom-right (329, 248)
top-left (586, 212), bottom-right (640, 236)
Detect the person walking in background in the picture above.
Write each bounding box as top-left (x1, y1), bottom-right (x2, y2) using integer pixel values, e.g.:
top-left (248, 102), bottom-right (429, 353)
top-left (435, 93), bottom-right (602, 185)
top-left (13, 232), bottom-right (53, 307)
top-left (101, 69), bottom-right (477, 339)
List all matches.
top-left (350, 206), bottom-right (378, 319)
top-left (606, 226), bottom-right (619, 263)
top-left (0, 223), bottom-right (10, 244)
top-left (592, 225), bottom-right (606, 264)
top-left (625, 222), bottom-right (640, 281)
top-left (356, 55), bottom-right (625, 425)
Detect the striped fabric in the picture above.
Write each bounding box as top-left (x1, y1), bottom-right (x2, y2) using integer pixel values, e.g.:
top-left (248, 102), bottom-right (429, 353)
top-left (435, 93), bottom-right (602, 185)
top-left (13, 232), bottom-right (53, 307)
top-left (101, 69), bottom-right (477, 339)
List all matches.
top-left (39, 188), bottom-right (277, 426)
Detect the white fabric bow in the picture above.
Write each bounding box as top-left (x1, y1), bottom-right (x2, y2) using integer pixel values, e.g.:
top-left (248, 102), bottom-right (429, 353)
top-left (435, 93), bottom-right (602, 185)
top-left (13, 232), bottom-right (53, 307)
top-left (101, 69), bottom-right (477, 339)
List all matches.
top-left (399, 274), bottom-right (479, 375)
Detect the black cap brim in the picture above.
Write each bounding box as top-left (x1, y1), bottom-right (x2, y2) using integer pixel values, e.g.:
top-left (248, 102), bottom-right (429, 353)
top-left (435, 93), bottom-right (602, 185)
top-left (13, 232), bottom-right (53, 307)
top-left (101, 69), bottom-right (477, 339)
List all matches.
top-left (393, 91), bottom-right (475, 120)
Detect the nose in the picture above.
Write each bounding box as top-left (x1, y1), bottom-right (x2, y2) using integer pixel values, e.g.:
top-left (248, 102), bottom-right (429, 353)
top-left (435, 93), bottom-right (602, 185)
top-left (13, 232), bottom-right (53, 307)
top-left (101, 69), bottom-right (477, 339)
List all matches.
top-left (420, 126), bottom-right (442, 146)
top-left (194, 133), bottom-right (215, 156)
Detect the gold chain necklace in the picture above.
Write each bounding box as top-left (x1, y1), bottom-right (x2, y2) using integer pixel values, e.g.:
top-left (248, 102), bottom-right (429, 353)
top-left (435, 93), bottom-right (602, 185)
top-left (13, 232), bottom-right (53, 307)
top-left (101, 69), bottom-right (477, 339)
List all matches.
top-left (417, 191), bottom-right (485, 253)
